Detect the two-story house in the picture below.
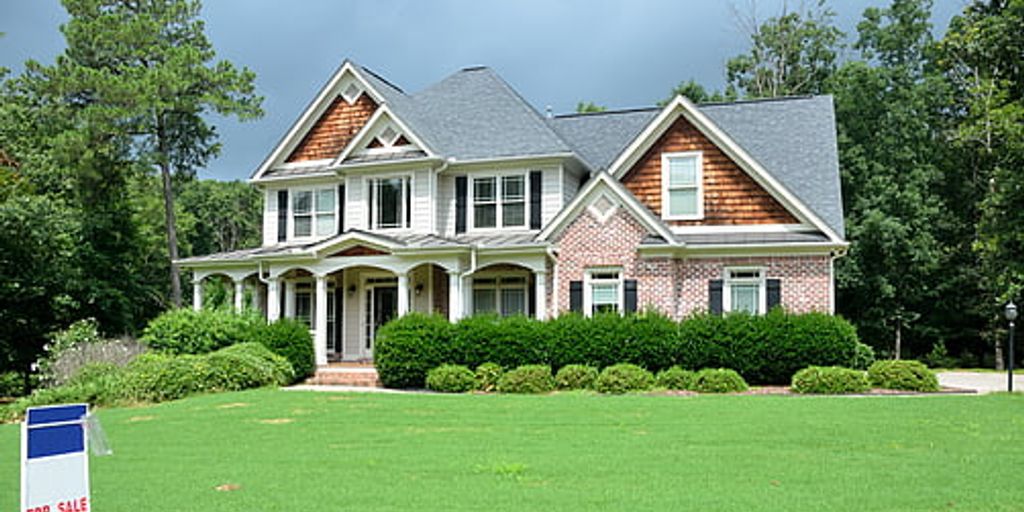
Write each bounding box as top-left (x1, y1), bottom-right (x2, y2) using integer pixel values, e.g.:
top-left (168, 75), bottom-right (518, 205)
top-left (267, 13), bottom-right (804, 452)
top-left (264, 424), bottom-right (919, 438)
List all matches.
top-left (178, 60), bottom-right (847, 367)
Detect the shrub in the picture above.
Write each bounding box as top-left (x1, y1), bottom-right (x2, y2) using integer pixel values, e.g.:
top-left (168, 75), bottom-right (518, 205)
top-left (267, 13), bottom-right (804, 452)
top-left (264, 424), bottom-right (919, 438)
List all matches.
top-left (868, 360), bottom-right (939, 392)
top-left (451, 315), bottom-right (546, 369)
top-left (251, 318), bottom-right (315, 381)
top-left (595, 364), bottom-right (655, 394)
top-left (122, 352), bottom-right (207, 402)
top-left (202, 343), bottom-right (294, 391)
top-left (0, 372), bottom-right (28, 398)
top-left (141, 308), bottom-right (262, 355)
top-left (791, 366), bottom-right (870, 394)
top-left (921, 341), bottom-right (957, 369)
top-left (38, 319), bottom-right (146, 387)
top-left (692, 368), bottom-right (748, 393)
top-left (474, 363), bottom-right (503, 392)
top-left (849, 342), bottom-right (876, 371)
top-left (426, 364), bottom-right (477, 393)
top-left (497, 365), bottom-right (555, 394)
top-left (375, 313), bottom-right (454, 388)
top-left (655, 366), bottom-right (696, 390)
top-left (555, 364), bottom-right (599, 390)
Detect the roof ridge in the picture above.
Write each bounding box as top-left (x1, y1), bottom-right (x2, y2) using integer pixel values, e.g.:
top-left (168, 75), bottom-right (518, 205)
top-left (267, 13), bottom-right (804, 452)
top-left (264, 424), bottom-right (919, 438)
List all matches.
top-left (697, 94), bottom-right (822, 108)
top-left (358, 65), bottom-right (406, 95)
top-left (553, 107), bottom-right (660, 119)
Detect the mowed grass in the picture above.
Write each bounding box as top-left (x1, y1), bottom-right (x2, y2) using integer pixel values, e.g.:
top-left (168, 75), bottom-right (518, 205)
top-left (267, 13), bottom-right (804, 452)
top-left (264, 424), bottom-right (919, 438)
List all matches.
top-left (2, 390), bottom-right (1023, 511)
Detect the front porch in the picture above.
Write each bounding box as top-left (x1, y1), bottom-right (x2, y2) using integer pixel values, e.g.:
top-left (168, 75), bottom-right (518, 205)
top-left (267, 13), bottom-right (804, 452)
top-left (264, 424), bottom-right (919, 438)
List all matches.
top-left (187, 237), bottom-right (551, 367)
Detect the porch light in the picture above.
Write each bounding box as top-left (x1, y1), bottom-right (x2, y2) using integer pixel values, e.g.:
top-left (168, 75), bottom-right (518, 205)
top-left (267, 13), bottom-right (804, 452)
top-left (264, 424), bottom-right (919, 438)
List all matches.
top-left (415, 283), bottom-right (424, 296)
top-left (1006, 301), bottom-right (1017, 393)
top-left (347, 285), bottom-right (356, 297)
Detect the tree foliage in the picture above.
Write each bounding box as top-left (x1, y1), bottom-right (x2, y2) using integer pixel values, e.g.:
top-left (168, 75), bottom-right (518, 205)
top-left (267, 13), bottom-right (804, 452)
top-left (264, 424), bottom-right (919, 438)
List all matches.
top-left (575, 101), bottom-right (607, 113)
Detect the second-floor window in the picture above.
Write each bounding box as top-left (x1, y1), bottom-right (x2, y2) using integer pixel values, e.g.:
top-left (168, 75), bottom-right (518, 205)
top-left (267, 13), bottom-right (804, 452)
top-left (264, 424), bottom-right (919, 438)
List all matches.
top-left (370, 176), bottom-right (411, 230)
top-left (472, 174), bottom-right (526, 229)
top-left (293, 188), bottom-right (336, 238)
top-left (661, 151), bottom-right (703, 220)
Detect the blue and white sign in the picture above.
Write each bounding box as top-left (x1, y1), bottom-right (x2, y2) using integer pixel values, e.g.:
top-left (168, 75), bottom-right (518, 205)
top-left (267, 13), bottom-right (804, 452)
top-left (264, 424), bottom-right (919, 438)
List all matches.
top-left (21, 404), bottom-right (91, 512)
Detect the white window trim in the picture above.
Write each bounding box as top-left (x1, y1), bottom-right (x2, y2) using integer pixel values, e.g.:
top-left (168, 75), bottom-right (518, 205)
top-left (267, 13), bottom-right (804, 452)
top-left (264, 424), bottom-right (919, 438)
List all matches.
top-left (468, 171), bottom-right (530, 232)
top-left (722, 267), bottom-right (767, 315)
top-left (289, 187), bottom-right (337, 241)
top-left (470, 271), bottom-right (530, 317)
top-left (583, 267), bottom-right (624, 317)
top-left (367, 173), bottom-right (413, 231)
top-left (661, 150), bottom-right (704, 221)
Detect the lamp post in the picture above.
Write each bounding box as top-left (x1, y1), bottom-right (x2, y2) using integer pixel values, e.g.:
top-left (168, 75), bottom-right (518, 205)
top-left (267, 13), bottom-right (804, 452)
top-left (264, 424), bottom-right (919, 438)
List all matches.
top-left (1006, 301), bottom-right (1017, 393)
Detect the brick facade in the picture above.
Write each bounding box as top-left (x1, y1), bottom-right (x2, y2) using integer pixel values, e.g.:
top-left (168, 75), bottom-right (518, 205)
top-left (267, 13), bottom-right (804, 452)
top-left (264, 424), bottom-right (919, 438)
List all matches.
top-left (552, 206), bottom-right (831, 318)
top-left (287, 94), bottom-right (378, 162)
top-left (622, 116), bottom-right (798, 226)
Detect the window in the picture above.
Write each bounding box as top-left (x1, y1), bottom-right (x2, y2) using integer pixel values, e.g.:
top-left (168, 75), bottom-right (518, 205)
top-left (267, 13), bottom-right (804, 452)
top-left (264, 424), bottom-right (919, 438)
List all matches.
top-left (472, 275), bottom-right (528, 317)
top-left (585, 269), bottom-right (623, 316)
top-left (370, 177), bottom-right (411, 230)
top-left (724, 268), bottom-right (765, 315)
top-left (295, 282), bottom-right (314, 329)
top-left (472, 174), bottom-right (527, 229)
top-left (662, 152), bottom-right (702, 219)
top-left (292, 188), bottom-right (336, 238)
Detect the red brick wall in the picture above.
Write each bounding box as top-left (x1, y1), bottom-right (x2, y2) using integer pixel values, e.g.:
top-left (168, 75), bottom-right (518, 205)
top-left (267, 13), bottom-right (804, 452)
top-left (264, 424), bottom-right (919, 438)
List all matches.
top-left (286, 94), bottom-right (378, 162)
top-left (552, 206), bottom-right (831, 318)
top-left (622, 116), bottom-right (798, 226)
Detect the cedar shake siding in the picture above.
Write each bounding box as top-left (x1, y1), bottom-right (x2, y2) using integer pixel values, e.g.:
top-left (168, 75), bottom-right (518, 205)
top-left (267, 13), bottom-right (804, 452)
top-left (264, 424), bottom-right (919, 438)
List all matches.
top-left (286, 94), bottom-right (378, 162)
top-left (622, 116), bottom-right (799, 226)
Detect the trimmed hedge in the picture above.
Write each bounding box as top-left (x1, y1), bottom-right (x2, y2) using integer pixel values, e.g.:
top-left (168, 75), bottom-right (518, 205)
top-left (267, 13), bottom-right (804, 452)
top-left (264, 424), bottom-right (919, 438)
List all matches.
top-left (791, 366), bottom-right (870, 394)
top-left (497, 365), bottom-right (555, 394)
top-left (375, 310), bottom-right (861, 388)
top-left (250, 319), bottom-right (315, 382)
top-left (555, 364), bottom-right (599, 390)
top-left (141, 309), bottom-right (262, 354)
top-left (692, 368), bottom-right (748, 393)
top-left (656, 366), bottom-right (696, 390)
top-left (474, 363), bottom-right (503, 392)
top-left (426, 364), bottom-right (476, 393)
top-left (596, 363), bottom-right (655, 394)
top-left (868, 360), bottom-right (939, 392)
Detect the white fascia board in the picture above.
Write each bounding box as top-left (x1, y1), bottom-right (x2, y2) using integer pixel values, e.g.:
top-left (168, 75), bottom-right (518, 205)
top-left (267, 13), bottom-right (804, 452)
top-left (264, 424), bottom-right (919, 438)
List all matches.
top-left (441, 153), bottom-right (577, 171)
top-left (607, 95), bottom-right (844, 244)
top-left (670, 224), bottom-right (818, 234)
top-left (249, 171), bottom-right (339, 186)
top-left (307, 231), bottom-right (402, 257)
top-left (335, 156), bottom-right (444, 174)
top-left (638, 240), bottom-right (849, 258)
top-left (330, 105), bottom-right (438, 167)
top-left (251, 60), bottom-right (388, 182)
top-left (537, 171), bottom-right (677, 244)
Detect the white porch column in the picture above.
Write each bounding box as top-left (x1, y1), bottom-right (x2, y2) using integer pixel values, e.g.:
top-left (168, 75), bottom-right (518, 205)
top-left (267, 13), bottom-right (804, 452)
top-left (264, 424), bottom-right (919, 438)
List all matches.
top-left (192, 280), bottom-right (203, 312)
top-left (397, 272), bottom-right (410, 316)
top-left (233, 279), bottom-right (244, 313)
top-left (535, 270), bottom-right (548, 320)
top-left (285, 281), bottom-right (296, 318)
top-left (253, 282), bottom-right (264, 315)
top-left (447, 271), bottom-right (461, 321)
top-left (314, 274), bottom-right (328, 366)
top-left (266, 278), bottom-right (280, 322)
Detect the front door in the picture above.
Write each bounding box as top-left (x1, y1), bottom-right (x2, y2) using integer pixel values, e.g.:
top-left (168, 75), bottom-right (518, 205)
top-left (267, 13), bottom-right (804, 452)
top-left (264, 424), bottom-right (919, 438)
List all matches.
top-left (364, 284), bottom-right (398, 357)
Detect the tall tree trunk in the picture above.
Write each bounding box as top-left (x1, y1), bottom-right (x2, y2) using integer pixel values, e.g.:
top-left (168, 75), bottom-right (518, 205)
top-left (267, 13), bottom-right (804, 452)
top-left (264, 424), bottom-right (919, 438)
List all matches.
top-left (894, 319), bottom-right (902, 360)
top-left (160, 159), bottom-right (182, 307)
top-left (995, 335), bottom-right (1005, 371)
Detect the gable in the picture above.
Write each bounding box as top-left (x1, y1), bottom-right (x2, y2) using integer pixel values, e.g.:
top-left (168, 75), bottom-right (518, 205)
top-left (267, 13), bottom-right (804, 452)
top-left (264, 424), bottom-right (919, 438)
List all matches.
top-left (286, 93), bottom-right (378, 163)
top-left (339, 109), bottom-right (427, 164)
top-left (328, 245), bottom-right (390, 257)
top-left (621, 116), bottom-right (798, 226)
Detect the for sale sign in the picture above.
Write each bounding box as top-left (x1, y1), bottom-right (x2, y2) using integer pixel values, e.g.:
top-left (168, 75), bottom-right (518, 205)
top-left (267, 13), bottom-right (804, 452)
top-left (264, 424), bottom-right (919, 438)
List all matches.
top-left (21, 404), bottom-right (90, 512)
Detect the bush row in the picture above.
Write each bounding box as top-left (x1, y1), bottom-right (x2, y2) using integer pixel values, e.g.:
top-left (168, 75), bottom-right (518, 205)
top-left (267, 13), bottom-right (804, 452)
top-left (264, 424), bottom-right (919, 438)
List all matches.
top-left (790, 360), bottom-right (939, 394)
top-left (1, 343), bottom-right (293, 422)
top-left (376, 311), bottom-right (866, 388)
top-left (424, 362), bottom-right (749, 394)
top-left (141, 309), bottom-right (315, 381)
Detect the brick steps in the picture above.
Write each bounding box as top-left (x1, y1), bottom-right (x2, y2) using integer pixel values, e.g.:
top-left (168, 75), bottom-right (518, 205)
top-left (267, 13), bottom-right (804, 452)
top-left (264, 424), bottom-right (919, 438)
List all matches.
top-left (306, 367), bottom-right (381, 387)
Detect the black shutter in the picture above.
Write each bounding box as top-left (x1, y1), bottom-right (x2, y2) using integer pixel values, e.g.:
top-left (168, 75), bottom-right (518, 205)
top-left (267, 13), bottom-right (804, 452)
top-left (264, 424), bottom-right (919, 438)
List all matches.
top-left (709, 279), bottom-right (723, 315)
top-left (455, 176), bottom-right (467, 234)
top-left (569, 280), bottom-right (583, 313)
top-left (367, 179), bottom-right (374, 229)
top-left (624, 279), bottom-right (638, 314)
top-left (766, 279), bottom-right (782, 311)
top-left (337, 184), bottom-right (346, 234)
top-left (528, 274), bottom-right (536, 317)
top-left (405, 177), bottom-right (411, 228)
top-left (276, 190), bottom-right (288, 242)
top-left (529, 170), bottom-right (542, 230)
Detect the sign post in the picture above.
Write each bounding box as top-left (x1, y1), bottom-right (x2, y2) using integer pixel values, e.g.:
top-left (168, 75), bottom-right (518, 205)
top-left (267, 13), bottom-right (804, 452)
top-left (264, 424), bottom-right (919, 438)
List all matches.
top-left (21, 404), bottom-right (91, 512)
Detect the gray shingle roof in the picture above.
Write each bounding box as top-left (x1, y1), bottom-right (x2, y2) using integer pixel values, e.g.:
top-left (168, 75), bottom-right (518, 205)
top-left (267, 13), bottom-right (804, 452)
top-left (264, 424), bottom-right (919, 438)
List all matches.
top-left (641, 231), bottom-right (830, 246)
top-left (547, 109), bottom-right (659, 171)
top-left (700, 96), bottom-right (844, 238)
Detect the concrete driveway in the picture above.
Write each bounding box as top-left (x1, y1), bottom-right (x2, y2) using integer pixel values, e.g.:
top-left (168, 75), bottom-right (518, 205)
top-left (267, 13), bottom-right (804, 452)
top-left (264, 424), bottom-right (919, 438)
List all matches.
top-left (938, 371), bottom-right (1024, 394)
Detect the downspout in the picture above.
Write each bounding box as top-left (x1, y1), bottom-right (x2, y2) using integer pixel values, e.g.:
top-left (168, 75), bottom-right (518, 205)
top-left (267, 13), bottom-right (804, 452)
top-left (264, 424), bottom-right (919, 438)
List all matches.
top-left (546, 246), bottom-right (559, 316)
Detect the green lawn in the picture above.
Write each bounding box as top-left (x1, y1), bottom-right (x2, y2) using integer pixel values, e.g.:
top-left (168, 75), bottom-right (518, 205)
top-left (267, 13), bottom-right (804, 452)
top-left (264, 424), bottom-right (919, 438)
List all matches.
top-left (3, 390), bottom-right (1023, 511)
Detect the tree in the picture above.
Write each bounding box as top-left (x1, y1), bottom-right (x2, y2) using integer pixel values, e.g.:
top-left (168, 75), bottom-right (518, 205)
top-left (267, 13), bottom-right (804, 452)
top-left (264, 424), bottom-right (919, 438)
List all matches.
top-left (177, 179), bottom-right (263, 257)
top-left (658, 79), bottom-right (734, 106)
top-left (575, 101), bottom-right (607, 113)
top-left (54, 0), bottom-right (263, 307)
top-left (938, 0), bottom-right (1024, 367)
top-left (726, 0), bottom-right (844, 98)
top-left (830, 0), bottom-right (950, 358)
